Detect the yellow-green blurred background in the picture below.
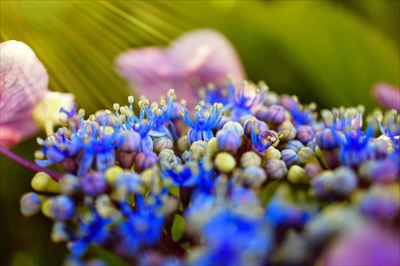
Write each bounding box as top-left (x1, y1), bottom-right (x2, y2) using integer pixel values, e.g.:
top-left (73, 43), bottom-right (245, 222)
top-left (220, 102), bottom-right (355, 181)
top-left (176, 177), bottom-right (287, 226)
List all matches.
top-left (1, 1), bottom-right (399, 265)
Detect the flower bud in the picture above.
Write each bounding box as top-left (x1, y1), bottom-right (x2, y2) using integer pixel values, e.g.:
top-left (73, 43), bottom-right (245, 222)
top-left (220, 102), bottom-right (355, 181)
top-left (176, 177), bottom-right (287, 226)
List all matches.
top-left (154, 137), bottom-right (173, 154)
top-left (215, 152), bottom-right (236, 173)
top-left (240, 151), bottom-right (262, 168)
top-left (207, 137), bottom-right (219, 156)
top-left (104, 166), bottom-right (124, 185)
top-left (31, 172), bottom-right (59, 193)
top-left (298, 147), bottom-right (317, 165)
top-left (135, 152), bottom-right (158, 172)
top-left (216, 129), bottom-right (241, 153)
top-left (285, 140), bottom-right (304, 153)
top-left (296, 125), bottom-right (314, 143)
top-left (255, 106), bottom-right (269, 122)
top-left (222, 121), bottom-right (244, 137)
top-left (95, 194), bottom-right (117, 218)
top-left (243, 117), bottom-right (268, 138)
top-left (80, 171), bottom-right (107, 196)
top-left (281, 149), bottom-right (298, 167)
top-left (59, 174), bottom-right (80, 195)
top-left (20, 192), bottom-right (42, 217)
top-left (304, 163), bottom-right (322, 178)
top-left (241, 166), bottom-right (267, 188)
top-left (182, 150), bottom-right (193, 162)
top-left (264, 159), bottom-right (287, 180)
top-left (287, 165), bottom-right (308, 184)
top-left (114, 172), bottom-right (142, 201)
top-left (177, 136), bottom-right (189, 152)
top-left (315, 128), bottom-right (341, 150)
top-left (265, 146), bottom-right (281, 160)
top-left (118, 131), bottom-right (141, 153)
top-left (278, 121), bottom-right (297, 141)
top-left (190, 140), bottom-right (208, 160)
top-left (267, 105), bottom-right (286, 125)
top-left (48, 195), bottom-right (75, 220)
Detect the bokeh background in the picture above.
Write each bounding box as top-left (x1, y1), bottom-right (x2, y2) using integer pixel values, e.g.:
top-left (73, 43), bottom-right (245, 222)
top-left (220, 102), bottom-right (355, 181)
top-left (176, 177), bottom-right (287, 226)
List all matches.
top-left (1, 1), bottom-right (399, 265)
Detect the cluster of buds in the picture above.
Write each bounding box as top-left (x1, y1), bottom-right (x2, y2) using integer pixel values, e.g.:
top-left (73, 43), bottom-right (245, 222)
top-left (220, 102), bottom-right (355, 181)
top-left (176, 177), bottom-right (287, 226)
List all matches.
top-left (21, 81), bottom-right (399, 266)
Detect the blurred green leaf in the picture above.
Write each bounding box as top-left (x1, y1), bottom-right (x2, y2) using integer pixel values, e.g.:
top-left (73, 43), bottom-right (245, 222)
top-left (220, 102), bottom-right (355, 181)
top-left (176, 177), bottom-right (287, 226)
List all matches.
top-left (171, 214), bottom-right (185, 242)
top-left (90, 245), bottom-right (129, 266)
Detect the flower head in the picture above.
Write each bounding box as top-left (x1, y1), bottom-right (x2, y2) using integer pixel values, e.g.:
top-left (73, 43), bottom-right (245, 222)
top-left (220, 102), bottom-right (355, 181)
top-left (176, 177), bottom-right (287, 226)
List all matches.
top-left (182, 102), bottom-right (224, 145)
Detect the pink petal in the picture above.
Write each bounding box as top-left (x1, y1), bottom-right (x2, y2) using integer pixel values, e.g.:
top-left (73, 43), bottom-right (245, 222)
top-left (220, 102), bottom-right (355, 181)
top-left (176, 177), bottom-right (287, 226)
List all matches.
top-left (0, 40), bottom-right (48, 146)
top-left (322, 223), bottom-right (400, 266)
top-left (169, 29), bottom-right (244, 81)
top-left (115, 29), bottom-right (245, 107)
top-left (373, 83), bottom-right (400, 111)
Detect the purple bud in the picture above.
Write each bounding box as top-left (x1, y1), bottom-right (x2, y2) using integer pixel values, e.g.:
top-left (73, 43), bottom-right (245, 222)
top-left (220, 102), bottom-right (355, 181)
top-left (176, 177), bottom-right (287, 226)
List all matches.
top-left (315, 128), bottom-right (341, 150)
top-left (255, 106), bottom-right (269, 122)
top-left (304, 163), bottom-right (322, 177)
top-left (281, 149), bottom-right (299, 167)
top-left (296, 125), bottom-right (314, 143)
top-left (285, 140), bottom-right (304, 153)
top-left (50, 195), bottom-right (75, 220)
top-left (280, 95), bottom-right (299, 110)
top-left (20, 192), bottom-right (41, 216)
top-left (241, 166), bottom-right (267, 188)
top-left (80, 171), bottom-right (107, 196)
top-left (264, 159), bottom-right (287, 180)
top-left (243, 118), bottom-right (268, 138)
top-left (135, 152), bottom-right (158, 172)
top-left (369, 159), bottom-right (398, 184)
top-left (267, 105), bottom-right (286, 125)
top-left (118, 131), bottom-right (142, 153)
top-left (216, 129), bottom-right (241, 152)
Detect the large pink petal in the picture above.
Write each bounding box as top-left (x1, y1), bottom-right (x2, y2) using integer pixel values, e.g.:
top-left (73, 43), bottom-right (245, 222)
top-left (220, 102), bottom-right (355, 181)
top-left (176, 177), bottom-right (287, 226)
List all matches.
top-left (169, 29), bottom-right (245, 81)
top-left (115, 29), bottom-right (245, 107)
top-left (115, 47), bottom-right (177, 101)
top-left (373, 83), bottom-right (400, 111)
top-left (322, 223), bottom-right (400, 266)
top-left (0, 40), bottom-right (48, 146)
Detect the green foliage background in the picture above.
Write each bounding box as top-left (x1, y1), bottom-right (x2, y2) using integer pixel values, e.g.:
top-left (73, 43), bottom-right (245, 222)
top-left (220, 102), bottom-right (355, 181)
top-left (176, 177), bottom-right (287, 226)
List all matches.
top-left (0, 1), bottom-right (399, 265)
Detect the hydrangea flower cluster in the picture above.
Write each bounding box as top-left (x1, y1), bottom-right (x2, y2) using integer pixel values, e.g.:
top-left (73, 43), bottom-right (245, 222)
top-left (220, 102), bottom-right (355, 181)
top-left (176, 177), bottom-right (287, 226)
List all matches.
top-left (20, 81), bottom-right (399, 266)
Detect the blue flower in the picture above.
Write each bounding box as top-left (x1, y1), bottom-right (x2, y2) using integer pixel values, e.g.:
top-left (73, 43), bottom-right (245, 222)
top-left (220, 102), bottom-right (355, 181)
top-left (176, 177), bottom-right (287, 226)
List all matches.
top-left (192, 210), bottom-right (271, 266)
top-left (77, 122), bottom-right (121, 176)
top-left (251, 127), bottom-right (278, 153)
top-left (265, 198), bottom-right (311, 228)
top-left (69, 211), bottom-right (112, 257)
top-left (182, 102), bottom-right (223, 145)
top-left (227, 82), bottom-right (265, 122)
top-left (334, 126), bottom-right (374, 167)
top-left (164, 163), bottom-right (199, 187)
top-left (36, 131), bottom-right (83, 168)
top-left (117, 196), bottom-right (164, 254)
top-left (289, 103), bottom-right (316, 126)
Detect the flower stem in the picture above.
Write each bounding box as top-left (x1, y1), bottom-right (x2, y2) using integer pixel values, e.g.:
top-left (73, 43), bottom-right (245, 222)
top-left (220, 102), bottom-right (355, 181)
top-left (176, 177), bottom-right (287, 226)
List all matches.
top-left (0, 144), bottom-right (62, 180)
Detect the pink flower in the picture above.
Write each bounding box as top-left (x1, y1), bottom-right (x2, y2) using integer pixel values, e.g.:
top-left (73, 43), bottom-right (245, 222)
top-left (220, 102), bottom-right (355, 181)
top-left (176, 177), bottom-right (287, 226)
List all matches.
top-left (0, 40), bottom-right (74, 147)
top-left (0, 40), bottom-right (48, 147)
top-left (373, 83), bottom-right (400, 111)
top-left (115, 29), bottom-right (245, 107)
top-left (322, 222), bottom-right (400, 266)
